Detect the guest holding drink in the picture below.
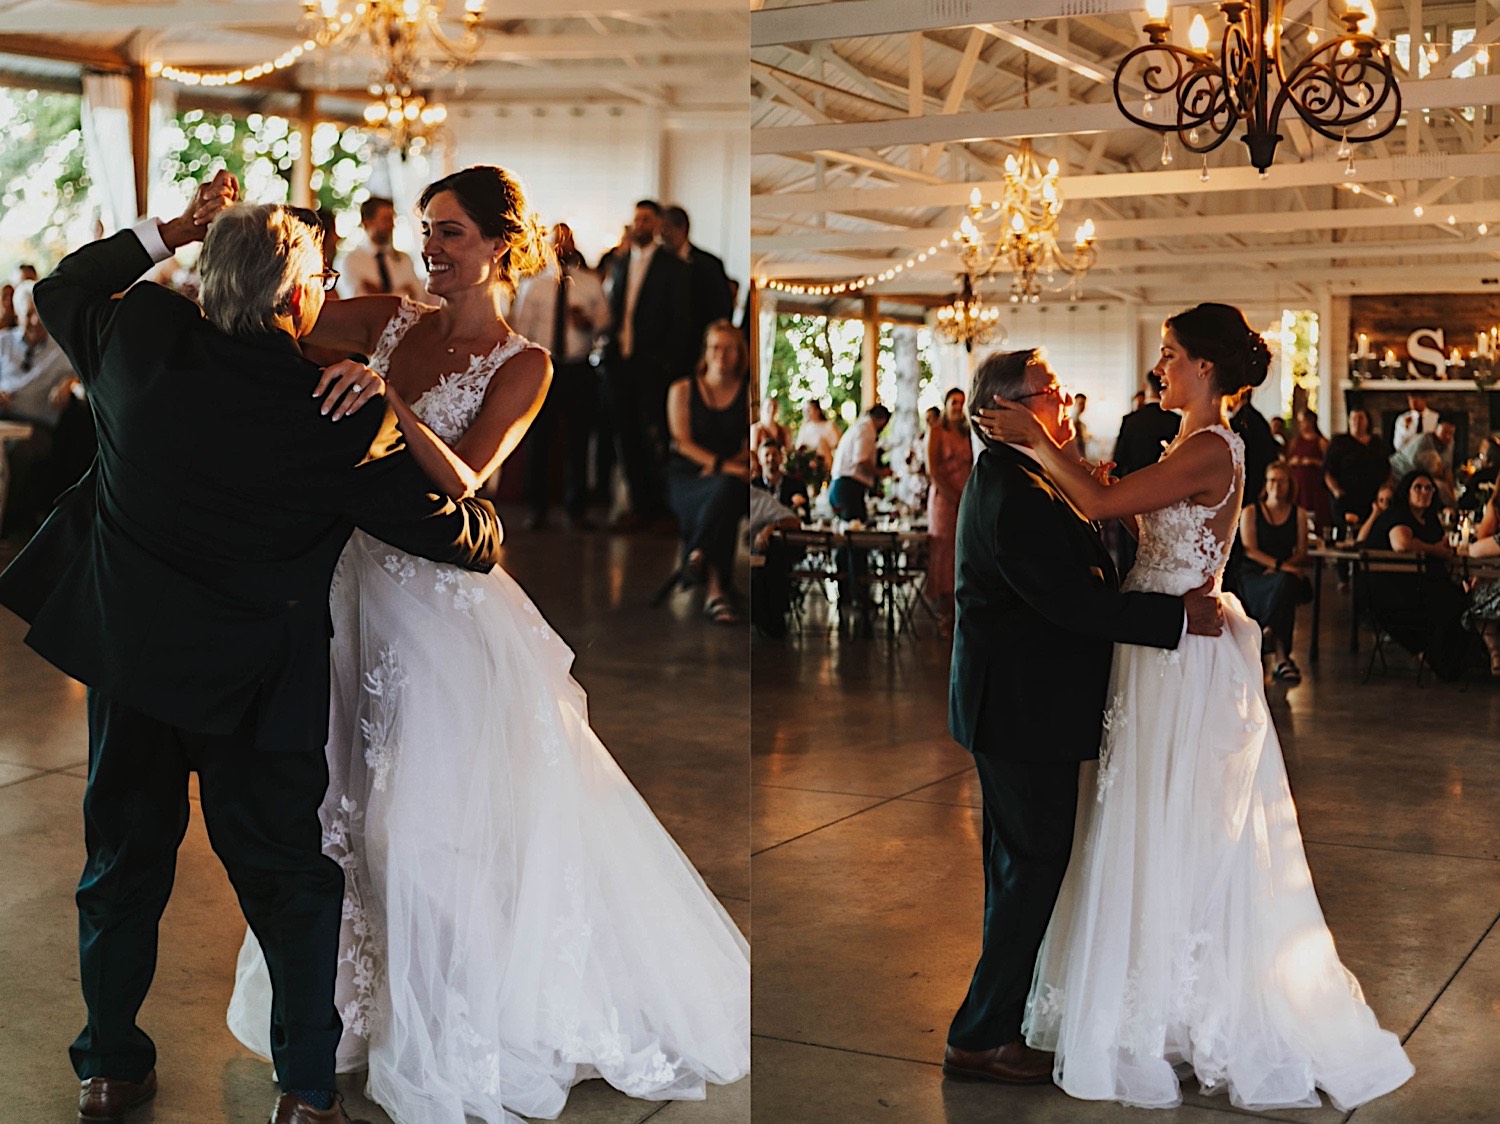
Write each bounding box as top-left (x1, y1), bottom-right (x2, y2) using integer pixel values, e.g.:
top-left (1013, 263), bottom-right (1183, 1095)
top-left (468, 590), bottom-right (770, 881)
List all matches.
top-left (1237, 462), bottom-right (1311, 684)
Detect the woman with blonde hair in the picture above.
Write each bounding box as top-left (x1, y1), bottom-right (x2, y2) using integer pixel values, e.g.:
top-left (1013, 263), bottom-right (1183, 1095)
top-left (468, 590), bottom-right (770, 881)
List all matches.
top-left (226, 167), bottom-right (749, 1123)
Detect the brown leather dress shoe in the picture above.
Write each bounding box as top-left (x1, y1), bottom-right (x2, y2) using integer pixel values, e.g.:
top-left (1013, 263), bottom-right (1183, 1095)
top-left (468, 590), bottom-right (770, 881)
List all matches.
top-left (270, 1093), bottom-right (372, 1124)
top-left (77, 1069), bottom-right (157, 1123)
top-left (942, 1038), bottom-right (1055, 1085)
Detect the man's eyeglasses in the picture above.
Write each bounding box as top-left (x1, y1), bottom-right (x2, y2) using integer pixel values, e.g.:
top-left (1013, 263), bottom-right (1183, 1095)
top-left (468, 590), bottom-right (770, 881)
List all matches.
top-left (312, 270), bottom-right (340, 293)
top-left (1014, 383), bottom-right (1070, 404)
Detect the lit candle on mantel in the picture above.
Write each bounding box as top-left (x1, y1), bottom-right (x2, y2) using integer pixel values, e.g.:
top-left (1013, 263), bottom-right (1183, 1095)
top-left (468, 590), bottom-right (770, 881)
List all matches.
top-left (1355, 331), bottom-right (1373, 358)
top-left (1450, 347), bottom-right (1465, 369)
top-left (1479, 332), bottom-right (1491, 358)
top-left (1382, 347), bottom-right (1398, 366)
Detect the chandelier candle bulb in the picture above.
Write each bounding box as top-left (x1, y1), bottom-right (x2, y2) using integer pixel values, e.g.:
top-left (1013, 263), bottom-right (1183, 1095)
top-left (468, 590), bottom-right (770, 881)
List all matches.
top-left (1145, 0), bottom-right (1169, 20)
top-left (1189, 14), bottom-right (1210, 52)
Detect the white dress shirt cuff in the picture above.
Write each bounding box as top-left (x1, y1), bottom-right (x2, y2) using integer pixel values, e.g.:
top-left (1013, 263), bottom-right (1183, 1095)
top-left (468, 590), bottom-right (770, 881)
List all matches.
top-left (131, 218), bottom-right (173, 264)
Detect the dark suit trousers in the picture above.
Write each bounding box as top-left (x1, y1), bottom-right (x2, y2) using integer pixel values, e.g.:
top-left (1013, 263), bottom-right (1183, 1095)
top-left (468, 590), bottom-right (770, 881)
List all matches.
top-left (948, 754), bottom-right (1079, 1050)
top-left (524, 359), bottom-right (597, 519)
top-left (72, 691), bottom-right (343, 1089)
top-left (602, 357), bottom-right (668, 518)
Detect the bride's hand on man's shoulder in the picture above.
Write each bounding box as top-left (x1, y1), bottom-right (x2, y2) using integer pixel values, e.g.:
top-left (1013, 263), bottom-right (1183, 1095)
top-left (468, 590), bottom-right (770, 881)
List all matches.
top-left (315, 358), bottom-right (387, 421)
top-left (972, 396), bottom-right (1044, 447)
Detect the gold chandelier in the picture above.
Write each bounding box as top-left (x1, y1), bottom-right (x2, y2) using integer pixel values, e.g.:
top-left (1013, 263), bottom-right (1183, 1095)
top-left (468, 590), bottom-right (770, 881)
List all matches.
top-left (953, 142), bottom-right (1098, 304)
top-left (303, 0), bottom-right (485, 153)
top-left (934, 273), bottom-right (1005, 352)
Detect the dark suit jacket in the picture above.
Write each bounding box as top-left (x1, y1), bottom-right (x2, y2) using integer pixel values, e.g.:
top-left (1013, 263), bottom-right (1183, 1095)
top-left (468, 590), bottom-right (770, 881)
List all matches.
top-left (606, 246), bottom-right (693, 379)
top-left (1111, 402), bottom-right (1180, 477)
top-left (949, 444), bottom-right (1184, 761)
top-left (684, 242), bottom-right (733, 344)
top-left (0, 230), bottom-right (504, 754)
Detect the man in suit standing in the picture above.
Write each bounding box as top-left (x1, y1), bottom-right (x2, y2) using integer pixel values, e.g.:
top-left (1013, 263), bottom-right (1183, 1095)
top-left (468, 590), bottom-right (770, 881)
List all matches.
top-left (660, 204), bottom-right (733, 345)
top-left (944, 349), bottom-right (1221, 1085)
top-left (603, 199), bottom-right (693, 529)
top-left (336, 196), bottom-right (427, 302)
top-left (1109, 372), bottom-right (1181, 573)
top-left (0, 175), bottom-right (503, 1124)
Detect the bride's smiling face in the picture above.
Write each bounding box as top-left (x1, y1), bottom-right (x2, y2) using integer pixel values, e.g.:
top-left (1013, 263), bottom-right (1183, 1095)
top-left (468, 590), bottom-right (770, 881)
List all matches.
top-left (420, 190), bottom-right (507, 297)
top-left (1153, 327), bottom-right (1206, 412)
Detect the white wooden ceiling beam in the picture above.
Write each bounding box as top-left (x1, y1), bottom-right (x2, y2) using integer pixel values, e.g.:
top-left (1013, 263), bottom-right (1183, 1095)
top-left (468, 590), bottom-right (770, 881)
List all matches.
top-left (753, 150), bottom-right (1500, 217)
top-left (751, 0), bottom-right (1140, 48)
top-left (752, 200), bottom-right (1500, 252)
top-left (752, 74), bottom-right (1500, 156)
top-left (1, 0), bottom-right (742, 33)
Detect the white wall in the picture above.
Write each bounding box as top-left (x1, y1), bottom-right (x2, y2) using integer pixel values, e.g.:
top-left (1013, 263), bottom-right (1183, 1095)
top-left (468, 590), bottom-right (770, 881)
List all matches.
top-left (444, 103), bottom-right (747, 283)
top-left (996, 302), bottom-right (1139, 461)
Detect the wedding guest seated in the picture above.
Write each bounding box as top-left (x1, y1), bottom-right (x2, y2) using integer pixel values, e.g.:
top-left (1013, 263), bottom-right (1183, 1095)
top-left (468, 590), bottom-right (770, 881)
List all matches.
top-left (1362, 470), bottom-right (1468, 680)
top-left (748, 486), bottom-right (801, 638)
top-left (1460, 488), bottom-right (1500, 676)
top-left (1390, 414), bottom-right (1459, 507)
top-left (753, 436), bottom-right (806, 511)
top-left (1237, 462), bottom-right (1312, 683)
top-left (665, 319), bottom-right (751, 625)
top-left (1356, 483), bottom-right (1395, 544)
top-left (0, 281), bottom-right (82, 535)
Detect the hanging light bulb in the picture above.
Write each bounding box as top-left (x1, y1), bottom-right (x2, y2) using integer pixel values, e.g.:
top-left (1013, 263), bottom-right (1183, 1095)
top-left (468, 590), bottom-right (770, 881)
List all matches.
top-left (1188, 13), bottom-right (1210, 52)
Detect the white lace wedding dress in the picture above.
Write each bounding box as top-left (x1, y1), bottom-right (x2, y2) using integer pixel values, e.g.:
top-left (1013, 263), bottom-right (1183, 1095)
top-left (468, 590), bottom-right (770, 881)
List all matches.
top-left (226, 300), bottom-right (750, 1123)
top-left (1022, 425), bottom-right (1413, 1111)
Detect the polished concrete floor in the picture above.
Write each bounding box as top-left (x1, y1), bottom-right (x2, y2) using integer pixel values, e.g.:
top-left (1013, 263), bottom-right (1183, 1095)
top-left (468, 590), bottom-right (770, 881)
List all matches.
top-left (0, 518), bottom-right (748, 1124)
top-left (752, 585), bottom-right (1500, 1124)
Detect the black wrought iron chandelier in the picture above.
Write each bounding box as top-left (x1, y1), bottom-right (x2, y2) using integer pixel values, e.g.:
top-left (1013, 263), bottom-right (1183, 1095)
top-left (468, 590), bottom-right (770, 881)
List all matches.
top-left (1112, 0), bottom-right (1401, 172)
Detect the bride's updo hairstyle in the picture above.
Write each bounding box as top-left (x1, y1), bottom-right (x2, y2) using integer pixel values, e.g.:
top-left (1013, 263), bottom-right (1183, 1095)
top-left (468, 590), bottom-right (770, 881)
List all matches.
top-left (417, 165), bottom-right (551, 295)
top-left (1165, 302), bottom-right (1271, 397)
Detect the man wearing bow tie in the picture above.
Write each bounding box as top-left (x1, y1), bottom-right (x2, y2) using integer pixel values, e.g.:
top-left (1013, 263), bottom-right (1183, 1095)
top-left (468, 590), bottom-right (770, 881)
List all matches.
top-left (943, 348), bottom-right (1221, 1087)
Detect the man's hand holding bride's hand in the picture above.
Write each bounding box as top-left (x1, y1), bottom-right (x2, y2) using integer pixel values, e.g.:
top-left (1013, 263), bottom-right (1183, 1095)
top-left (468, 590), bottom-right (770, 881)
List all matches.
top-left (316, 359), bottom-right (387, 421)
top-left (160, 169), bottom-right (239, 251)
top-left (1183, 579), bottom-right (1225, 637)
top-left (972, 396), bottom-right (1046, 447)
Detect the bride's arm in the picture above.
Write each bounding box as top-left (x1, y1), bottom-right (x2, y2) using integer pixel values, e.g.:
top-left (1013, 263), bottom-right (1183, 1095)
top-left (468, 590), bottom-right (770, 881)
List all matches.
top-left (315, 348), bottom-right (552, 499)
top-left (303, 294), bottom-right (410, 355)
top-left (981, 402), bottom-right (1234, 521)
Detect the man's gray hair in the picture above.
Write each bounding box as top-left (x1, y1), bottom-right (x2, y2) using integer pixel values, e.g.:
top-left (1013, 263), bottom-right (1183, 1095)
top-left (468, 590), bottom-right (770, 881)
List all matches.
top-left (970, 348), bottom-right (1039, 449)
top-left (198, 204), bottom-right (321, 338)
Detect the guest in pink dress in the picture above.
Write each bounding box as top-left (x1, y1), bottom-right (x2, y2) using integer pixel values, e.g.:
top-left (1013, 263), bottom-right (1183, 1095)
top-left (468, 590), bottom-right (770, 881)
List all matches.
top-left (1286, 409), bottom-right (1331, 529)
top-left (927, 387), bottom-right (973, 635)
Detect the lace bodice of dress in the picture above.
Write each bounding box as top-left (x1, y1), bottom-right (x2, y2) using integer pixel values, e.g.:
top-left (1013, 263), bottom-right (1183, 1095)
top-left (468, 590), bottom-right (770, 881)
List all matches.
top-left (368, 297), bottom-right (539, 446)
top-left (1121, 424), bottom-right (1245, 597)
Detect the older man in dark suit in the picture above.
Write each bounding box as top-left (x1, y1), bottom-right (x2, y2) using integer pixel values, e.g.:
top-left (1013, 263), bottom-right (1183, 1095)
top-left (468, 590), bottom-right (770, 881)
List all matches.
top-left (0, 174), bottom-right (502, 1124)
top-left (944, 349), bottom-right (1220, 1086)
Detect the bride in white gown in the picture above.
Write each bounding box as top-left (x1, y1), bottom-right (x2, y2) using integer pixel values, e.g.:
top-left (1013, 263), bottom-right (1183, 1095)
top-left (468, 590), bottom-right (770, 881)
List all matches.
top-left (225, 167), bottom-right (749, 1123)
top-left (978, 303), bottom-right (1412, 1111)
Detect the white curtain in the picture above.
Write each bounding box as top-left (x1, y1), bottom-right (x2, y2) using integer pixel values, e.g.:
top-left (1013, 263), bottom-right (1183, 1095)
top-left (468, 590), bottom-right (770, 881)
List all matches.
top-left (81, 72), bottom-right (138, 234)
top-left (147, 82), bottom-right (183, 220)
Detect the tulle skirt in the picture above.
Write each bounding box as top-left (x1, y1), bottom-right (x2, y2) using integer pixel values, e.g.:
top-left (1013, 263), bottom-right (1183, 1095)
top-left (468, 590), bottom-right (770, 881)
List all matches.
top-left (1023, 596), bottom-right (1412, 1111)
top-left (227, 531), bottom-right (749, 1123)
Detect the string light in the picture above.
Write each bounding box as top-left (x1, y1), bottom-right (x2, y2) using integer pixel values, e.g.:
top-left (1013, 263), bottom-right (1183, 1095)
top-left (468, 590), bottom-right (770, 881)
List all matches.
top-left (758, 237), bottom-right (949, 295)
top-left (150, 41), bottom-right (321, 86)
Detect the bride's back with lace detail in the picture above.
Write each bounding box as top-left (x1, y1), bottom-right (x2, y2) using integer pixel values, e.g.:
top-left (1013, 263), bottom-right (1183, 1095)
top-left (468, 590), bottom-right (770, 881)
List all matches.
top-left (368, 297), bottom-right (536, 447)
top-left (1121, 425), bottom-right (1245, 597)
